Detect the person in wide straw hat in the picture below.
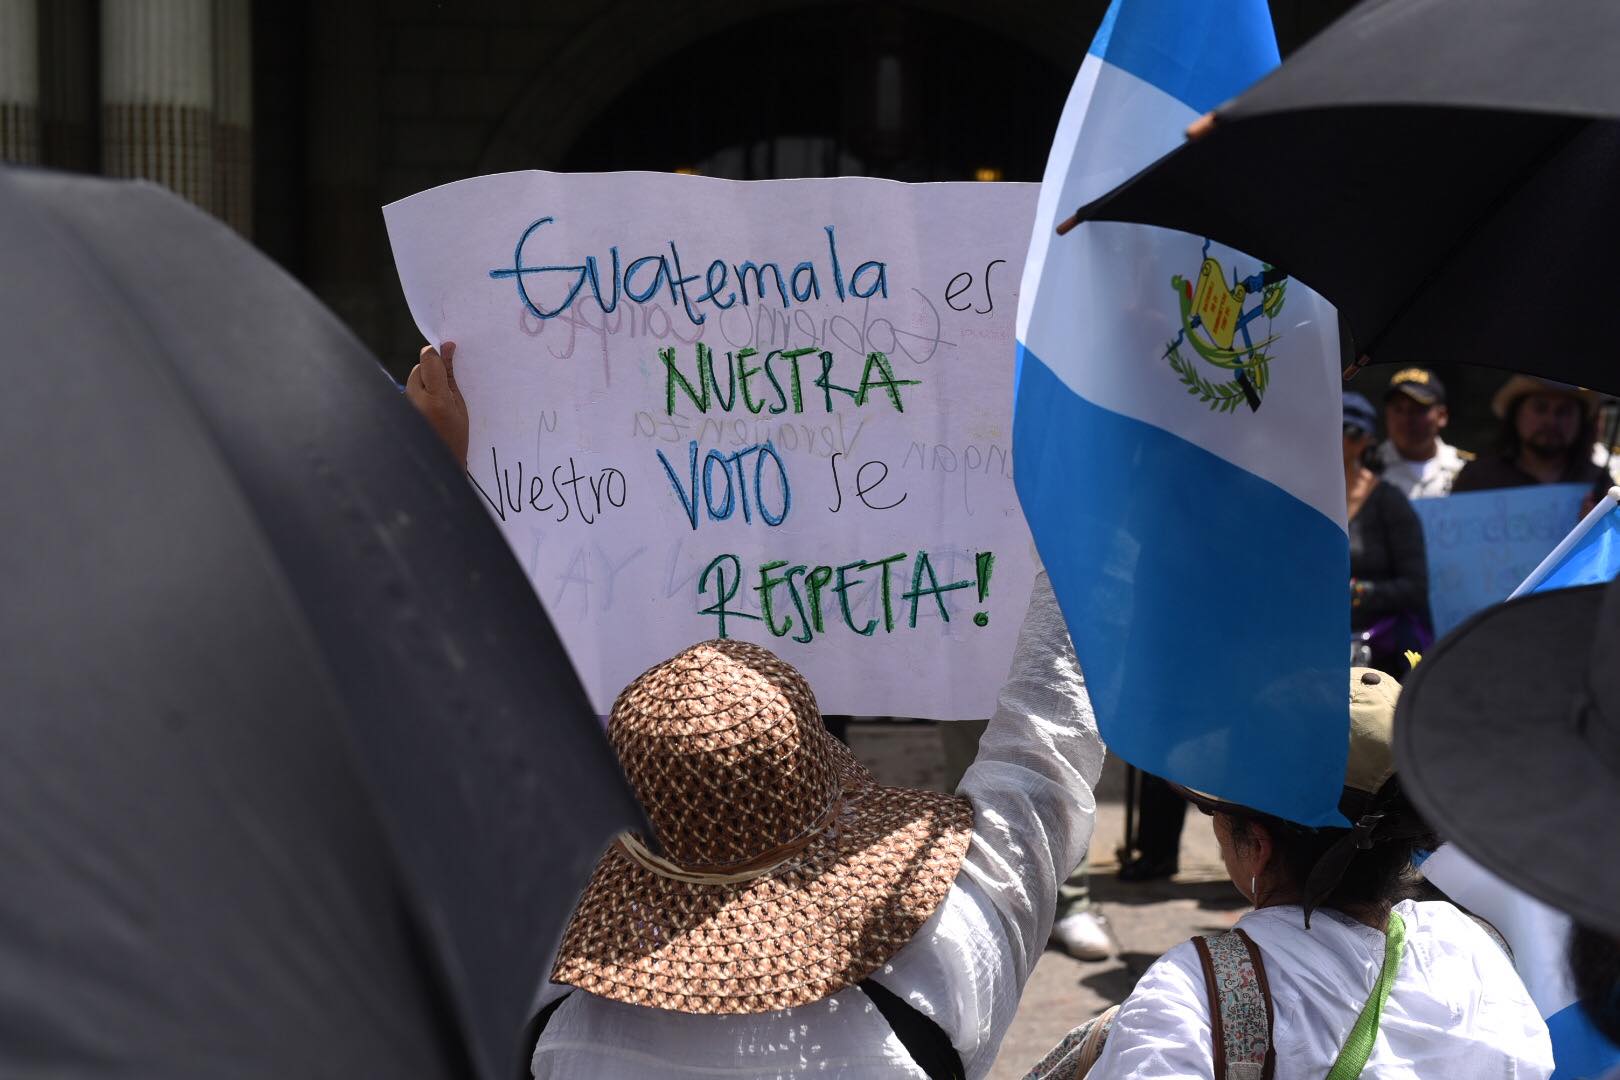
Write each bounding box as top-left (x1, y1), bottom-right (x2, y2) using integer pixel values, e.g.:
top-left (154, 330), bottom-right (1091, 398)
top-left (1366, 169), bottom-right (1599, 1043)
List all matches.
top-left (528, 571), bottom-right (1102, 1079)
top-left (1397, 570), bottom-right (1620, 1078)
top-left (1026, 668), bottom-right (1552, 1080)
top-left (1453, 375), bottom-right (1610, 498)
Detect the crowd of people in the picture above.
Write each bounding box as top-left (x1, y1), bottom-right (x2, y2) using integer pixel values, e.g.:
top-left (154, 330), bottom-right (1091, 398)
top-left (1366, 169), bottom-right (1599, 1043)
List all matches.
top-left (1118, 369), bottom-right (1619, 887)
top-left (939, 370), bottom-right (1620, 955)
top-left (402, 342), bottom-right (1620, 1080)
top-left (1347, 367), bottom-right (1616, 674)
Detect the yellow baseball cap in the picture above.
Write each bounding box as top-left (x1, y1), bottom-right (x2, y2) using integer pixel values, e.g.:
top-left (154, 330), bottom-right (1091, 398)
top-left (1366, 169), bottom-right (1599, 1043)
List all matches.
top-left (1384, 367), bottom-right (1445, 406)
top-left (1346, 668), bottom-right (1399, 798)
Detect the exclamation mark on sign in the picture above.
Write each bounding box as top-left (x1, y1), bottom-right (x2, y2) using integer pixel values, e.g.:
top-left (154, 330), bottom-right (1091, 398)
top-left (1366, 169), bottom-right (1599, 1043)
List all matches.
top-left (972, 551), bottom-right (995, 627)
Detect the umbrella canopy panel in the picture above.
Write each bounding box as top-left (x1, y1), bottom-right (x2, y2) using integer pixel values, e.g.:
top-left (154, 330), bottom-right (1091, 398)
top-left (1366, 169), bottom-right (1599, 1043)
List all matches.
top-left (1063, 0), bottom-right (1620, 394)
top-left (0, 168), bottom-right (643, 1079)
top-left (1227, 0), bottom-right (1620, 120)
top-left (1071, 108), bottom-right (1620, 391)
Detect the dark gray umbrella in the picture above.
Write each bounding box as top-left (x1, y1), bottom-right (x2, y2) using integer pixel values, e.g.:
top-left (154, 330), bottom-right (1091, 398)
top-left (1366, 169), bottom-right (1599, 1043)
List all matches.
top-left (0, 167), bottom-right (643, 1079)
top-left (1057, 0), bottom-right (1620, 393)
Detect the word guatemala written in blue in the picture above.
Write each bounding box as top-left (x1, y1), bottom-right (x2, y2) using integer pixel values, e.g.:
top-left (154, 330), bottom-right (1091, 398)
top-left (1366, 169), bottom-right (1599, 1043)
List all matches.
top-left (490, 218), bottom-right (890, 327)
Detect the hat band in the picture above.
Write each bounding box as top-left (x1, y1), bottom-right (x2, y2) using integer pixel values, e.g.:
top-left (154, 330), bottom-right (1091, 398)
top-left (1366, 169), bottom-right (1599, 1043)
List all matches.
top-left (616, 797), bottom-right (843, 887)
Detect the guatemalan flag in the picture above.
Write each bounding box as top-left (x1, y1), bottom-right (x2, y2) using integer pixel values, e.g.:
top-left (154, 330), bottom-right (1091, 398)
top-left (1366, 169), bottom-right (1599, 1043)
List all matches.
top-left (1426, 488), bottom-right (1620, 1080)
top-left (1014, 0), bottom-right (1349, 825)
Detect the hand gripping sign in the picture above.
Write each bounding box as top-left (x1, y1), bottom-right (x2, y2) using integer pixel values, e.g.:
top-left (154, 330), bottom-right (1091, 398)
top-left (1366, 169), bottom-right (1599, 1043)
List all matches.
top-left (386, 171), bottom-right (1038, 719)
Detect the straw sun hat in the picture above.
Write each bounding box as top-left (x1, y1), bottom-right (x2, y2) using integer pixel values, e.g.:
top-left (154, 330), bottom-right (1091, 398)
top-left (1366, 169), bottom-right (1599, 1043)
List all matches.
top-left (550, 639), bottom-right (975, 1015)
top-left (1490, 374), bottom-right (1597, 419)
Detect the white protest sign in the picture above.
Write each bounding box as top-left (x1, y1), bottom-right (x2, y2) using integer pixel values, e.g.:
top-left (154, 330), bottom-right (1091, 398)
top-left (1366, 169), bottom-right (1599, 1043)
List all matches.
top-left (385, 172), bottom-right (1039, 719)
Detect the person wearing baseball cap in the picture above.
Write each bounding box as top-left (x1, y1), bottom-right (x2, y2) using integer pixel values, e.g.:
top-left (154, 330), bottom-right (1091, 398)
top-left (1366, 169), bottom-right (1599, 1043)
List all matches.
top-left (1453, 375), bottom-right (1611, 498)
top-left (1344, 391), bottom-right (1434, 674)
top-left (1377, 367), bottom-right (1474, 499)
top-left (1063, 669), bottom-right (1552, 1080)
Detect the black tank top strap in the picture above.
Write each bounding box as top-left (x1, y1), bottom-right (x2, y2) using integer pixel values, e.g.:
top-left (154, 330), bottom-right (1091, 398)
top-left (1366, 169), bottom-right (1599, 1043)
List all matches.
top-left (519, 992), bottom-right (573, 1079)
top-left (859, 978), bottom-right (967, 1080)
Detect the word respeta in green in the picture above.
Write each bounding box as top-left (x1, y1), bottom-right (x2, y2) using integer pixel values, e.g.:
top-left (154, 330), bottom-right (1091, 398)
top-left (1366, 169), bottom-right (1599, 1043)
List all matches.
top-left (696, 548), bottom-right (994, 643)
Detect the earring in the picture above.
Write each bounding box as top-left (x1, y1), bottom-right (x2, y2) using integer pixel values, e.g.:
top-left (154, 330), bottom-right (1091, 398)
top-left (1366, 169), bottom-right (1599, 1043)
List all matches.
top-left (1250, 875), bottom-right (1258, 904)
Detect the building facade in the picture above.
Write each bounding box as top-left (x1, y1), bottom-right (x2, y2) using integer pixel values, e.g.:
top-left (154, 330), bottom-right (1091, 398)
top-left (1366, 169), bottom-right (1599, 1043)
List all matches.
top-left (4, 0), bottom-right (1354, 380)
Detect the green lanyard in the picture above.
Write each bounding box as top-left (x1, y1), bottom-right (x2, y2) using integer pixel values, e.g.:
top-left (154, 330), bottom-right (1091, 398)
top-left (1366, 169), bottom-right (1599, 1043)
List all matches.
top-left (1325, 911), bottom-right (1407, 1080)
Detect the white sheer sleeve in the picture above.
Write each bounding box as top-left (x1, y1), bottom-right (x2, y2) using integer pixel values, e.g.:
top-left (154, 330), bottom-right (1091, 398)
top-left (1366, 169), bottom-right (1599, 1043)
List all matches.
top-left (954, 569), bottom-right (1105, 994)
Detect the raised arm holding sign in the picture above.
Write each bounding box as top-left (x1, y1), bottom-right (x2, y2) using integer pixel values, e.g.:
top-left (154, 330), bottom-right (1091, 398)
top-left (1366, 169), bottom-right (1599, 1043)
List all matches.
top-left (385, 171), bottom-right (1040, 719)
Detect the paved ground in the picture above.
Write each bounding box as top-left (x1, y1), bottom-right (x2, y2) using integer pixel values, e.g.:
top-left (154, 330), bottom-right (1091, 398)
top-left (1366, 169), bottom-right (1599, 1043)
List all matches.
top-left (846, 720), bottom-right (1247, 1079)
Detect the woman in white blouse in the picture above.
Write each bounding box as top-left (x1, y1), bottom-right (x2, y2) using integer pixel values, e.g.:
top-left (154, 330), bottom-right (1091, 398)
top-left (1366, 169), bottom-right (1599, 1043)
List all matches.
top-left (1077, 668), bottom-right (1553, 1080)
top-left (530, 572), bottom-right (1102, 1080)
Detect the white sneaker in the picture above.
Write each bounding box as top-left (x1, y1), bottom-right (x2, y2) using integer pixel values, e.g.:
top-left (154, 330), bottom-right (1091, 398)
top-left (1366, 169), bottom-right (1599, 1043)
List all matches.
top-left (1052, 911), bottom-right (1113, 961)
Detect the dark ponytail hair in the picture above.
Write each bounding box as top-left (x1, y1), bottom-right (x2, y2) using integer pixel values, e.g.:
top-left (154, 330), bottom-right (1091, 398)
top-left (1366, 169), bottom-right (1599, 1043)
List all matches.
top-left (1225, 778), bottom-right (1438, 919)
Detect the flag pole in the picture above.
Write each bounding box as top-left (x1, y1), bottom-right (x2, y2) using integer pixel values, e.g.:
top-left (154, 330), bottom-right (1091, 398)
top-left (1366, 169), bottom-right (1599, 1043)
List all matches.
top-left (1509, 486), bottom-right (1620, 599)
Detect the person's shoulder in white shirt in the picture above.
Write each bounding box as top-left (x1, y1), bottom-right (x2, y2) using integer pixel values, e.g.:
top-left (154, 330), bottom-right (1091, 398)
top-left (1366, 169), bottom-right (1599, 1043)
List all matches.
top-left (1087, 899), bottom-right (1552, 1080)
top-left (1377, 438), bottom-right (1472, 500)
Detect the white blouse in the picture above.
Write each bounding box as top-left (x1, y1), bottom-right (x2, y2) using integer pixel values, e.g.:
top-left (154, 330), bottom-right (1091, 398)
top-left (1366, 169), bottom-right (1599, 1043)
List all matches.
top-left (1087, 900), bottom-right (1554, 1080)
top-left (530, 572), bottom-right (1102, 1078)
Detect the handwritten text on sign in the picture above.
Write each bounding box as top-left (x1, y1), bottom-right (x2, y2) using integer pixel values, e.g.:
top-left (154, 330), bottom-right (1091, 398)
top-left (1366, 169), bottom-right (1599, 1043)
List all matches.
top-left (385, 172), bottom-right (1039, 718)
top-left (1410, 484), bottom-right (1586, 636)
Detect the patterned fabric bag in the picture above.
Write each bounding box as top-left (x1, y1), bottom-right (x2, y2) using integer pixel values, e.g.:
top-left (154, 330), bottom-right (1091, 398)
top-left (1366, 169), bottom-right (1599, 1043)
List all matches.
top-left (1021, 1004), bottom-right (1118, 1080)
top-left (1191, 928), bottom-right (1276, 1080)
top-left (1022, 928), bottom-right (1274, 1080)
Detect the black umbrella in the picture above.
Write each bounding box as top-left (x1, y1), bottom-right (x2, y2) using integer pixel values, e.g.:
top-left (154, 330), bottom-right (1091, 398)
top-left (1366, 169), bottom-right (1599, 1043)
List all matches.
top-left (0, 167), bottom-right (643, 1079)
top-left (1058, 0), bottom-right (1620, 394)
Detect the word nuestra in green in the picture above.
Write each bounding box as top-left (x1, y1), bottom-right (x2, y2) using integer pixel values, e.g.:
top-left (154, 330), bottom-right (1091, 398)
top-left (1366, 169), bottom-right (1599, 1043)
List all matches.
top-left (661, 344), bottom-right (919, 416)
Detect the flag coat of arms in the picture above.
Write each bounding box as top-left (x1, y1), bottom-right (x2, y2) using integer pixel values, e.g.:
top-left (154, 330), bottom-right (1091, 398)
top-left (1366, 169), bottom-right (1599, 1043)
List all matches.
top-left (1014, 0), bottom-right (1349, 825)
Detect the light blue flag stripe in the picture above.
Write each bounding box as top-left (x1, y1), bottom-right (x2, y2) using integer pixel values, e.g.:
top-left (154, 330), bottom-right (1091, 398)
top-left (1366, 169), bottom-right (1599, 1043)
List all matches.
top-left (1511, 490), bottom-right (1620, 1079)
top-left (1088, 0), bottom-right (1279, 114)
top-left (1015, 348), bottom-right (1349, 825)
top-left (1547, 1001), bottom-right (1620, 1080)
top-left (1537, 499), bottom-right (1620, 593)
top-left (1512, 488), bottom-right (1620, 599)
top-left (1015, 0), bottom-right (1349, 827)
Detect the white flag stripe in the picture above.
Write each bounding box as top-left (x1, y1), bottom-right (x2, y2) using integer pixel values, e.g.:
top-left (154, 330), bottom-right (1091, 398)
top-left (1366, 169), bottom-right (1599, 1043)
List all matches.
top-left (1424, 845), bottom-right (1577, 1017)
top-left (1017, 58), bottom-right (1346, 530)
top-left (1016, 55), bottom-right (1186, 340)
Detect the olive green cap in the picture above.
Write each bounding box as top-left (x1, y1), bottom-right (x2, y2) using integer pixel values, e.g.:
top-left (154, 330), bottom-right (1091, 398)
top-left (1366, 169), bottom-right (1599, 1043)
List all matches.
top-left (1347, 667), bottom-right (1399, 797)
top-left (1180, 667), bottom-right (1401, 820)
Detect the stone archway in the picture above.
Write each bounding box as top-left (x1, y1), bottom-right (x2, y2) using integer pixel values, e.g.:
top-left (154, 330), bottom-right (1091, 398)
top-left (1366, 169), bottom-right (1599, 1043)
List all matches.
top-left (477, 0), bottom-right (1103, 174)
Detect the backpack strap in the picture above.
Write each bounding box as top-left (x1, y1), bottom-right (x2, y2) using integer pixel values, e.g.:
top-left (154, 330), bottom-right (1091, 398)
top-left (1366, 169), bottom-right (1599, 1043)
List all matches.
top-left (1192, 929), bottom-right (1276, 1080)
top-left (859, 978), bottom-right (967, 1080)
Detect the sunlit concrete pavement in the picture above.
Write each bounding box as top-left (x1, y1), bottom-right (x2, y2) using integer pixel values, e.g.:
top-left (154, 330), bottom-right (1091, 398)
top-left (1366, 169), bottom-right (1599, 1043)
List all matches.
top-left (847, 721), bottom-right (1246, 1080)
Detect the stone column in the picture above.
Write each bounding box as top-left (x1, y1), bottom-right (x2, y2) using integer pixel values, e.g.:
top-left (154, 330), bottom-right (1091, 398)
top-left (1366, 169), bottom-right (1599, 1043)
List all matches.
top-left (0, 0), bottom-right (40, 163)
top-left (305, 0), bottom-right (382, 347)
top-left (101, 0), bottom-right (216, 213)
top-left (212, 0), bottom-right (251, 236)
top-left (38, 0), bottom-right (98, 172)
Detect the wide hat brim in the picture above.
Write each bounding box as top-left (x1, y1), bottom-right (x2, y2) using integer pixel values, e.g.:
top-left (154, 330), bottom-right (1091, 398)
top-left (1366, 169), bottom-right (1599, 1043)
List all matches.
top-left (1490, 374), bottom-right (1597, 419)
top-left (1395, 582), bottom-right (1620, 937)
top-left (550, 740), bottom-right (974, 1014)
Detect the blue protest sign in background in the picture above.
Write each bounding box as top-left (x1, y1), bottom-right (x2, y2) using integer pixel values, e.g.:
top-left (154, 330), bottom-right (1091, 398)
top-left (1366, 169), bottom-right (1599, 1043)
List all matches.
top-left (1409, 484), bottom-right (1586, 636)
